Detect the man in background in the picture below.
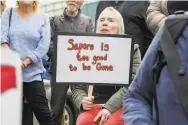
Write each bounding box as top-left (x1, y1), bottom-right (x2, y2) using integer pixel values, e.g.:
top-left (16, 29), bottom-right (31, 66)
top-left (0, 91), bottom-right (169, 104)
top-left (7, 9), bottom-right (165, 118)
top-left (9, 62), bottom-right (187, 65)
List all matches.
top-left (47, 0), bottom-right (94, 124)
top-left (95, 1), bottom-right (153, 58)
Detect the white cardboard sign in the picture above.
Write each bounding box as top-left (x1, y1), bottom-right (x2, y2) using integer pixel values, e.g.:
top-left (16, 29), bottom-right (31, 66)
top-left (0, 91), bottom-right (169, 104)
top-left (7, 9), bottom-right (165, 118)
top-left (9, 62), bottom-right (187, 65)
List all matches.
top-left (54, 34), bottom-right (133, 85)
top-left (0, 48), bottom-right (22, 125)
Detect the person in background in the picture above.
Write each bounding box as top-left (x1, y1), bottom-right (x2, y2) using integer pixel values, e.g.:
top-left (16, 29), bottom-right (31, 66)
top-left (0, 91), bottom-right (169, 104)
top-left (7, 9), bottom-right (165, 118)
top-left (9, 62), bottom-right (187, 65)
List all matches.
top-left (95, 0), bottom-right (153, 58)
top-left (47, 0), bottom-right (94, 124)
top-left (0, 0), bottom-right (6, 16)
top-left (122, 1), bottom-right (188, 125)
top-left (71, 7), bottom-right (141, 125)
top-left (1, 1), bottom-right (54, 125)
top-left (147, 0), bottom-right (188, 35)
top-left (146, 0), bottom-right (168, 34)
top-left (0, 0), bottom-right (6, 41)
top-left (167, 1), bottom-right (188, 15)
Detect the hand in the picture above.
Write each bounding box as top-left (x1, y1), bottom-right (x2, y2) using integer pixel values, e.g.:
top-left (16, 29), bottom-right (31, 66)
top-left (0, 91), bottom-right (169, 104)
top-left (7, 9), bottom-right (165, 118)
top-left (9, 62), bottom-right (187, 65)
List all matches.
top-left (23, 57), bottom-right (32, 66)
top-left (21, 61), bottom-right (25, 68)
top-left (94, 109), bottom-right (111, 125)
top-left (81, 96), bottom-right (94, 111)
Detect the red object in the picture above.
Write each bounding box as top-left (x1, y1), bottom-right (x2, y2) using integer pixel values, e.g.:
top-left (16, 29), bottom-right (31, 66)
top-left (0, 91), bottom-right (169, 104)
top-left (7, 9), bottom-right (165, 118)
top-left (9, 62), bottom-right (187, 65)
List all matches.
top-left (76, 105), bottom-right (124, 125)
top-left (1, 65), bottom-right (17, 93)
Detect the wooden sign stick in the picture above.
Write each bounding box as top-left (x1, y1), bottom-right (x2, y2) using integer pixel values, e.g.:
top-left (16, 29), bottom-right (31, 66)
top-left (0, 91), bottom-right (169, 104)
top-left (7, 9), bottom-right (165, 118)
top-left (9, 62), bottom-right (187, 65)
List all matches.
top-left (88, 85), bottom-right (94, 97)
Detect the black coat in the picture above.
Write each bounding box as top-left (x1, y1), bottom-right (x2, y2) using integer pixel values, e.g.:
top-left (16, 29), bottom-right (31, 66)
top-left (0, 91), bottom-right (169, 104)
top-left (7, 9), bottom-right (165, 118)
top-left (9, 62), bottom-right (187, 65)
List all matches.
top-left (167, 1), bottom-right (188, 15)
top-left (95, 1), bottom-right (153, 58)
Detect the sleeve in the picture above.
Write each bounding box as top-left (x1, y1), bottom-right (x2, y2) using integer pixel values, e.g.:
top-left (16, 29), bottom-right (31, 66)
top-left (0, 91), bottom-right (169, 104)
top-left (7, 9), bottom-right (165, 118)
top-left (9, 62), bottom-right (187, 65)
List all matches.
top-left (104, 45), bottom-right (141, 114)
top-left (71, 85), bottom-right (88, 110)
top-left (146, 0), bottom-right (167, 34)
top-left (47, 17), bottom-right (56, 59)
top-left (27, 14), bottom-right (51, 63)
top-left (104, 87), bottom-right (128, 114)
top-left (1, 9), bottom-right (10, 44)
top-left (131, 44), bottom-right (141, 81)
top-left (122, 33), bottom-right (161, 125)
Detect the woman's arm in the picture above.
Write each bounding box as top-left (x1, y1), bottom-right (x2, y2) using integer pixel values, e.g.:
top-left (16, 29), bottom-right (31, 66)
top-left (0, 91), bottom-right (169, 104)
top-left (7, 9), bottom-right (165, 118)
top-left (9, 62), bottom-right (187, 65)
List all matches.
top-left (1, 8), bottom-right (11, 47)
top-left (26, 14), bottom-right (51, 64)
top-left (104, 45), bottom-right (141, 114)
top-left (71, 85), bottom-right (88, 110)
top-left (146, 0), bottom-right (168, 34)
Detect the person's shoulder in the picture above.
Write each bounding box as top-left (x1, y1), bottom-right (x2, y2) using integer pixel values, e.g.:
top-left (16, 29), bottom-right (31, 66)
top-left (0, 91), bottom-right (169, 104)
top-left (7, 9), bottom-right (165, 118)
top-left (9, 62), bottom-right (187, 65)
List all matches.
top-left (52, 15), bottom-right (62, 20)
top-left (80, 14), bottom-right (92, 21)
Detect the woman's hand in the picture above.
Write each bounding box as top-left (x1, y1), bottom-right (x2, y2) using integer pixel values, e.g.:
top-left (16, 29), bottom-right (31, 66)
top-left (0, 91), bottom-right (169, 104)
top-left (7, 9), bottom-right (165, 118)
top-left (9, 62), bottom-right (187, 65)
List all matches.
top-left (21, 61), bottom-right (25, 68)
top-left (81, 96), bottom-right (94, 111)
top-left (22, 57), bottom-right (32, 68)
top-left (94, 109), bottom-right (111, 125)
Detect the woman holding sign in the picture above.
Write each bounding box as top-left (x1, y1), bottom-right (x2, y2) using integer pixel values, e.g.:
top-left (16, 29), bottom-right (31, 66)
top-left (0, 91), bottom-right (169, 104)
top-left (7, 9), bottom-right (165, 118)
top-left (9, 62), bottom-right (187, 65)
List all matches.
top-left (71, 7), bottom-right (141, 125)
top-left (1, 1), bottom-right (54, 125)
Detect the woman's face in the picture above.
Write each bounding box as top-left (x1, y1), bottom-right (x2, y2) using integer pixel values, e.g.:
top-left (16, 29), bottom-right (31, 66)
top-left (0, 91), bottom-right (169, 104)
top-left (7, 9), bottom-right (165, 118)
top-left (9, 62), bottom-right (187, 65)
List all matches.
top-left (96, 11), bottom-right (119, 34)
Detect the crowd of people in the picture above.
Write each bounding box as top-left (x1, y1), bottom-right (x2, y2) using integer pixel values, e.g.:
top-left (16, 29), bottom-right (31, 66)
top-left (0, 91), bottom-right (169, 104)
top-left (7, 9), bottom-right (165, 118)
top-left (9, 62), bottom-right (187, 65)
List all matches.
top-left (1, 0), bottom-right (188, 125)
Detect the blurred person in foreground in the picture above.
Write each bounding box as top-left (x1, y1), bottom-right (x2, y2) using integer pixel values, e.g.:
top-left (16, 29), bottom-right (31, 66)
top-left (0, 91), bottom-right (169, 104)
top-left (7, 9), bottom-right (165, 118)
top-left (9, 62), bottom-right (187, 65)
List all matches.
top-left (123, 1), bottom-right (188, 125)
top-left (1, 0), bottom-right (54, 125)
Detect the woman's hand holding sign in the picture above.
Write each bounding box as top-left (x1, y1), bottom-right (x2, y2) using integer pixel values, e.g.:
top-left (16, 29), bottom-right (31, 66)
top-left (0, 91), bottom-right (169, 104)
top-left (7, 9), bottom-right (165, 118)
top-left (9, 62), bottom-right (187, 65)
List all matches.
top-left (81, 96), bottom-right (94, 110)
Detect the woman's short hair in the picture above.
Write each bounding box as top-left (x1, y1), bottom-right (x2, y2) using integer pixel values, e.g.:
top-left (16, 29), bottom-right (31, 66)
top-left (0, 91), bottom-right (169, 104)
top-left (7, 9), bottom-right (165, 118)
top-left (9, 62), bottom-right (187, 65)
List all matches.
top-left (97, 7), bottom-right (125, 34)
top-left (16, 1), bottom-right (39, 12)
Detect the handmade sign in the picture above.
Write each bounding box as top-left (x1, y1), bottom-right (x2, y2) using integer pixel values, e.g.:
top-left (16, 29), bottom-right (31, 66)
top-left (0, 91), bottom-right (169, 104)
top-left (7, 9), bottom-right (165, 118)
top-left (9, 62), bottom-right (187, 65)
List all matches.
top-left (1, 48), bottom-right (22, 125)
top-left (53, 33), bottom-right (134, 86)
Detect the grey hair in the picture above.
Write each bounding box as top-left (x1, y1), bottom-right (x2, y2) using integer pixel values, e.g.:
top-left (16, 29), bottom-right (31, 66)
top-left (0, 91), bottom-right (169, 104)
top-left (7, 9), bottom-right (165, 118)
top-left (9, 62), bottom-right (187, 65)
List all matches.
top-left (97, 7), bottom-right (125, 34)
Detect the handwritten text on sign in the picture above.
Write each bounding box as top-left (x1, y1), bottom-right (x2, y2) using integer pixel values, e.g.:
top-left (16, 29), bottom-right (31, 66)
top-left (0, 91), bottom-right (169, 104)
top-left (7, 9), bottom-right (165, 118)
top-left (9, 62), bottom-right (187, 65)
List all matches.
top-left (67, 39), bottom-right (113, 71)
top-left (56, 35), bottom-right (132, 84)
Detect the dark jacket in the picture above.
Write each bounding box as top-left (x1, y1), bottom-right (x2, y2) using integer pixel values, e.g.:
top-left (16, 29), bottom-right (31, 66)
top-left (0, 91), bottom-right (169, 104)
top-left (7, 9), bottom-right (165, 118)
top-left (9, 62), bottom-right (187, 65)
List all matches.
top-left (47, 9), bottom-right (94, 72)
top-left (167, 1), bottom-right (188, 15)
top-left (95, 1), bottom-right (153, 58)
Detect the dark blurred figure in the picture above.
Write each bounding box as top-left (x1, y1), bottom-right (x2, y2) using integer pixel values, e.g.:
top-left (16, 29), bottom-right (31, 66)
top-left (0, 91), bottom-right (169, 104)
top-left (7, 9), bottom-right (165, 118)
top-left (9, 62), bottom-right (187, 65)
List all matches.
top-left (95, 1), bottom-right (153, 58)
